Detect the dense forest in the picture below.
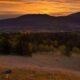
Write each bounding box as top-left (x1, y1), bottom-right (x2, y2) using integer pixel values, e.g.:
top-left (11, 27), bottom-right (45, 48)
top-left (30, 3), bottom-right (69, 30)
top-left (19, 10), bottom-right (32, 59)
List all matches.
top-left (0, 32), bottom-right (80, 57)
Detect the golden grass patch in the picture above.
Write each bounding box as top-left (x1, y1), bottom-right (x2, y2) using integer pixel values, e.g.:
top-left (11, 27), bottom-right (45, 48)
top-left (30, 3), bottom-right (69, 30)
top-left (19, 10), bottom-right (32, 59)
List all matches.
top-left (0, 67), bottom-right (79, 80)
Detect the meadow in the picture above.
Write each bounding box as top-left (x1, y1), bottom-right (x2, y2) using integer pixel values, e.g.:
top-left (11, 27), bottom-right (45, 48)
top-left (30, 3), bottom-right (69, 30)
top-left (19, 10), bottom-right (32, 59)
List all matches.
top-left (0, 54), bottom-right (80, 80)
top-left (0, 67), bottom-right (80, 80)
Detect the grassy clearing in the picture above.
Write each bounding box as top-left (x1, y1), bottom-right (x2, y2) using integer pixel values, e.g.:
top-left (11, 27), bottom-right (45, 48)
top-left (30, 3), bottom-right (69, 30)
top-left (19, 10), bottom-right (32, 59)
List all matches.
top-left (0, 67), bottom-right (80, 80)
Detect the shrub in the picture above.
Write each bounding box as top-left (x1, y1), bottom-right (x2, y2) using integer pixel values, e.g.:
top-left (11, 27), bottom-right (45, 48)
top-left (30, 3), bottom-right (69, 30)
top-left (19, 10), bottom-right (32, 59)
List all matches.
top-left (72, 47), bottom-right (80, 55)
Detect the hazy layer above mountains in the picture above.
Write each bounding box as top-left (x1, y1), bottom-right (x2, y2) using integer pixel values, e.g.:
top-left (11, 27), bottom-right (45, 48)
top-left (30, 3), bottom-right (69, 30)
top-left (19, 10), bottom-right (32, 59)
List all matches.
top-left (0, 12), bottom-right (80, 32)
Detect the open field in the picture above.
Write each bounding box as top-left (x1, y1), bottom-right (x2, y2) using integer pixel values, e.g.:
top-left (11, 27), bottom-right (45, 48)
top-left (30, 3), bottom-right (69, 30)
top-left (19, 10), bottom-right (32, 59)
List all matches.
top-left (0, 54), bottom-right (80, 71)
top-left (0, 54), bottom-right (80, 80)
top-left (0, 67), bottom-right (80, 80)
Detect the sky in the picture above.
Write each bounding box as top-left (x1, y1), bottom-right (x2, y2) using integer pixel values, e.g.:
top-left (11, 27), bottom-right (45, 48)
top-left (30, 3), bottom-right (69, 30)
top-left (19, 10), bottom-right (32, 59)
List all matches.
top-left (0, 0), bottom-right (80, 19)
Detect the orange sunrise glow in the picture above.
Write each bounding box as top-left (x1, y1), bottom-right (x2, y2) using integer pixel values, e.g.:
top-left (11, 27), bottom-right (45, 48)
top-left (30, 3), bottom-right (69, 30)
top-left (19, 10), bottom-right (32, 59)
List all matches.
top-left (0, 0), bottom-right (80, 19)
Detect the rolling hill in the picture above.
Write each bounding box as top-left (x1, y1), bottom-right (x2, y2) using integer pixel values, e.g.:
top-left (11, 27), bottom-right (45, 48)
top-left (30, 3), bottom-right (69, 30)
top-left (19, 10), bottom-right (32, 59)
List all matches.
top-left (0, 12), bottom-right (80, 32)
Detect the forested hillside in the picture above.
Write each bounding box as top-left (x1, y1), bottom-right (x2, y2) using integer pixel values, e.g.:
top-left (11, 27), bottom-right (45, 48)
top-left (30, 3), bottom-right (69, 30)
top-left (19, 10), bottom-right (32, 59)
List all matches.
top-left (0, 32), bottom-right (80, 57)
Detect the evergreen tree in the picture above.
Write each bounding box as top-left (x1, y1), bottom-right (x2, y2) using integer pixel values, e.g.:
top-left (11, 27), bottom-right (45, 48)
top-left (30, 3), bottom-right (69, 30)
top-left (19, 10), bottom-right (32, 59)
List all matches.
top-left (0, 35), bottom-right (11, 55)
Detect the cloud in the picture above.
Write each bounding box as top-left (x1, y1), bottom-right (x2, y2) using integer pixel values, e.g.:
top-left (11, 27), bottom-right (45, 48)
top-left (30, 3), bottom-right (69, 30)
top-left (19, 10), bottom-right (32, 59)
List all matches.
top-left (19, 0), bottom-right (80, 3)
top-left (0, 0), bottom-right (80, 2)
top-left (0, 0), bottom-right (80, 18)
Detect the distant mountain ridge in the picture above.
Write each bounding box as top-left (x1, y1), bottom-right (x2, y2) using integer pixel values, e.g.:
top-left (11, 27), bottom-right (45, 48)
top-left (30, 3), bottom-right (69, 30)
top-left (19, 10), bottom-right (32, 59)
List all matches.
top-left (0, 12), bottom-right (80, 32)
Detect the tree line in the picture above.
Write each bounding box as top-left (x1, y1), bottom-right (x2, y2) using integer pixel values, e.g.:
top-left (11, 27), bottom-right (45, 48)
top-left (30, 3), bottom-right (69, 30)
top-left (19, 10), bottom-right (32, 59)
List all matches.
top-left (0, 32), bottom-right (80, 57)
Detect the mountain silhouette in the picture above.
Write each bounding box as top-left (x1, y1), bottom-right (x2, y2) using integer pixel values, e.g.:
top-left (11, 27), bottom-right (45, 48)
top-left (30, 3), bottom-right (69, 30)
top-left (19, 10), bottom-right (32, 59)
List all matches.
top-left (0, 12), bottom-right (80, 32)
